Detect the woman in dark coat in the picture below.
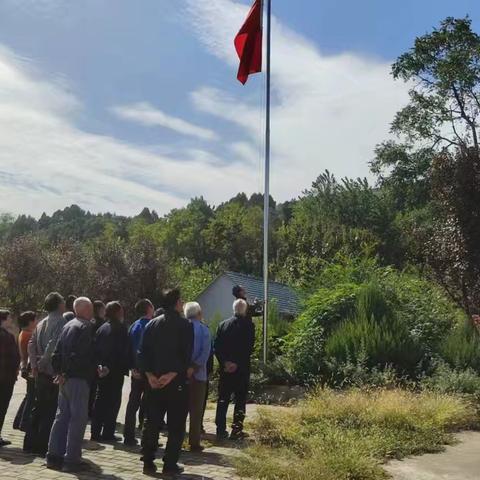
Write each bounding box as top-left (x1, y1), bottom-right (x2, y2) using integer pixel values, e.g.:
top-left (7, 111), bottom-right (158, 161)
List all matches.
top-left (91, 301), bottom-right (129, 442)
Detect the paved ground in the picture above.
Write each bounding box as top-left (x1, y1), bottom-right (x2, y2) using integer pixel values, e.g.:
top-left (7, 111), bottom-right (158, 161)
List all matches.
top-left (4, 381), bottom-right (480, 480)
top-left (385, 431), bottom-right (480, 480)
top-left (0, 380), bottom-right (249, 479)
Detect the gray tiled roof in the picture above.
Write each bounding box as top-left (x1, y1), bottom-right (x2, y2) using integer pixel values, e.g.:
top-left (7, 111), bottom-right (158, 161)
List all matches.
top-left (224, 271), bottom-right (300, 315)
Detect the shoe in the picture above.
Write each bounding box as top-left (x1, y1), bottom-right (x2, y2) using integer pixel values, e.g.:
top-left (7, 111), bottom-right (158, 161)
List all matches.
top-left (230, 431), bottom-right (248, 441)
top-left (143, 461), bottom-right (157, 475)
top-left (162, 463), bottom-right (184, 475)
top-left (90, 435), bottom-right (101, 442)
top-left (46, 457), bottom-right (63, 471)
top-left (62, 461), bottom-right (89, 473)
top-left (189, 445), bottom-right (205, 453)
top-left (216, 430), bottom-right (229, 440)
top-left (0, 438), bottom-right (11, 447)
top-left (101, 434), bottom-right (122, 443)
top-left (124, 437), bottom-right (138, 446)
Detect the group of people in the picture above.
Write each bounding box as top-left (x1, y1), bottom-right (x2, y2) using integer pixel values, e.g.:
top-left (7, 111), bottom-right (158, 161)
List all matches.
top-left (0, 284), bottom-right (259, 475)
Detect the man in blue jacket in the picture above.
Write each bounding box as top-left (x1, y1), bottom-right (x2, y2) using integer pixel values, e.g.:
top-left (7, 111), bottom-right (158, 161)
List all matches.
top-left (123, 298), bottom-right (154, 446)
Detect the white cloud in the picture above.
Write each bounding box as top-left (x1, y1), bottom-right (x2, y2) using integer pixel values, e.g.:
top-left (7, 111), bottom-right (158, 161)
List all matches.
top-left (111, 101), bottom-right (218, 141)
top-left (0, 46), bottom-right (255, 217)
top-left (0, 1), bottom-right (411, 217)
top-left (185, 0), bottom-right (410, 198)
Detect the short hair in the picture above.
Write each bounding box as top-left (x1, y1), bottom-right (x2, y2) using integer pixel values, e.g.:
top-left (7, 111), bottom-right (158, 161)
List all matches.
top-left (184, 302), bottom-right (201, 319)
top-left (232, 285), bottom-right (244, 298)
top-left (73, 296), bottom-right (92, 314)
top-left (160, 288), bottom-right (181, 309)
top-left (93, 300), bottom-right (105, 316)
top-left (233, 298), bottom-right (248, 316)
top-left (0, 309), bottom-right (10, 324)
top-left (65, 295), bottom-right (77, 311)
top-left (18, 311), bottom-right (36, 329)
top-left (105, 301), bottom-right (123, 320)
top-left (135, 299), bottom-right (154, 317)
top-left (44, 292), bottom-right (65, 313)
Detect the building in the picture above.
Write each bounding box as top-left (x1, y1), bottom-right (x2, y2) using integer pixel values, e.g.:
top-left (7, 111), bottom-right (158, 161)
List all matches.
top-left (196, 271), bottom-right (300, 323)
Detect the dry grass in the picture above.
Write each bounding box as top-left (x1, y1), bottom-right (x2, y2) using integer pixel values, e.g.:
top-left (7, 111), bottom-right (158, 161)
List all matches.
top-left (236, 388), bottom-right (478, 480)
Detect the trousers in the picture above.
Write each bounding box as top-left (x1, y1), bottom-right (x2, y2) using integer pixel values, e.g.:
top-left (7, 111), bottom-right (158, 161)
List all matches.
top-left (141, 380), bottom-right (188, 467)
top-left (215, 371), bottom-right (249, 434)
top-left (47, 378), bottom-right (89, 464)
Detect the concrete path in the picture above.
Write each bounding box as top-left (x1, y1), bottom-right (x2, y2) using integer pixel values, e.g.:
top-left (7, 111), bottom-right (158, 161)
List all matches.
top-left (385, 431), bottom-right (480, 480)
top-left (0, 380), bottom-right (249, 479)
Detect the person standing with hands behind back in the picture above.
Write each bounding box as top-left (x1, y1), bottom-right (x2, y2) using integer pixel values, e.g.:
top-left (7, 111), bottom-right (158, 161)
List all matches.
top-left (123, 298), bottom-right (155, 446)
top-left (214, 298), bottom-right (255, 441)
top-left (91, 301), bottom-right (129, 442)
top-left (138, 288), bottom-right (193, 476)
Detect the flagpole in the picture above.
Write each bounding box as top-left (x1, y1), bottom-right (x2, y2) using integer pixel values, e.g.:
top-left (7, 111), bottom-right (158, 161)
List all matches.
top-left (262, 0), bottom-right (272, 365)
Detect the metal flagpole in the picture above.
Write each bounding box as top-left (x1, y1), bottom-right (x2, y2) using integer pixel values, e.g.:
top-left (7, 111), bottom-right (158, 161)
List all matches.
top-left (262, 0), bottom-right (272, 364)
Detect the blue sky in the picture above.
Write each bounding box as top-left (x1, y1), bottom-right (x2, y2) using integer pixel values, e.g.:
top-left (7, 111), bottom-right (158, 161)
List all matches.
top-left (0, 0), bottom-right (478, 216)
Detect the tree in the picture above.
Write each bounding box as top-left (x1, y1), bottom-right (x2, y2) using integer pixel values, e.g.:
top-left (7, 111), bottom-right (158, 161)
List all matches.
top-left (392, 17), bottom-right (480, 153)
top-left (427, 148), bottom-right (480, 313)
top-left (0, 235), bottom-right (50, 312)
top-left (374, 17), bottom-right (480, 314)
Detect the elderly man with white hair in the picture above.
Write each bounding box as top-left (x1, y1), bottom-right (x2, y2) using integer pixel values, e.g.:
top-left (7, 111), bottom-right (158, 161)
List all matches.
top-left (46, 297), bottom-right (96, 473)
top-left (184, 301), bottom-right (211, 452)
top-left (214, 298), bottom-right (255, 440)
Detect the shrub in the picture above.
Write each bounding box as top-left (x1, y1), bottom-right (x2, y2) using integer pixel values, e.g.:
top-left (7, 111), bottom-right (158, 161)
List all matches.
top-left (325, 283), bottom-right (423, 383)
top-left (422, 362), bottom-right (480, 395)
top-left (285, 258), bottom-right (462, 385)
top-left (440, 321), bottom-right (480, 372)
top-left (286, 283), bottom-right (360, 383)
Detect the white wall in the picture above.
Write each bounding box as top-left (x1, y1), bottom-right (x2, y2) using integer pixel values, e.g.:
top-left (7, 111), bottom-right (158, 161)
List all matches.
top-left (196, 275), bottom-right (234, 325)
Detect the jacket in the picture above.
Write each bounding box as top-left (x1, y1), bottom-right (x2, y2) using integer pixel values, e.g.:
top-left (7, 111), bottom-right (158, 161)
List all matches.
top-left (51, 317), bottom-right (96, 381)
top-left (127, 317), bottom-right (150, 370)
top-left (94, 320), bottom-right (129, 376)
top-left (28, 311), bottom-right (67, 377)
top-left (0, 327), bottom-right (20, 383)
top-left (214, 314), bottom-right (255, 374)
top-left (138, 309), bottom-right (193, 381)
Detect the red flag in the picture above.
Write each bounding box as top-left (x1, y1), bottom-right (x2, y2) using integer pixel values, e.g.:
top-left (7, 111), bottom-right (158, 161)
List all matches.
top-left (234, 0), bottom-right (263, 84)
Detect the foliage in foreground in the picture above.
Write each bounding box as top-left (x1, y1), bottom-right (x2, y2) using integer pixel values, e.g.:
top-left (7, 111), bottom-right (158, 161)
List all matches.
top-left (237, 388), bottom-right (478, 480)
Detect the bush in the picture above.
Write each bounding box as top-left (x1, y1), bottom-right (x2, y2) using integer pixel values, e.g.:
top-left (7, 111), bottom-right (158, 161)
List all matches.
top-left (237, 388), bottom-right (478, 480)
top-left (440, 321), bottom-right (480, 372)
top-left (325, 283), bottom-right (423, 383)
top-left (285, 258), bottom-right (462, 385)
top-left (286, 283), bottom-right (360, 383)
top-left (422, 362), bottom-right (480, 395)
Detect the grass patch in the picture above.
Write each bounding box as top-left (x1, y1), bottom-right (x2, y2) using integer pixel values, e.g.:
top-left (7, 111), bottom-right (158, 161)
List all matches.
top-left (236, 388), bottom-right (478, 480)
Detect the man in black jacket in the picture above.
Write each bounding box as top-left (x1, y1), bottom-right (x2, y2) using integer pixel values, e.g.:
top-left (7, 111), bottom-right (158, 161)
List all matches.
top-left (46, 297), bottom-right (96, 472)
top-left (91, 301), bottom-right (129, 442)
top-left (138, 288), bottom-right (193, 476)
top-left (214, 298), bottom-right (255, 440)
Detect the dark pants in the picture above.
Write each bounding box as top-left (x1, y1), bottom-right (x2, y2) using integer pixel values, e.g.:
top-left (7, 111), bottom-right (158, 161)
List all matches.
top-left (91, 374), bottom-right (124, 439)
top-left (215, 372), bottom-right (249, 434)
top-left (141, 381), bottom-right (188, 467)
top-left (123, 377), bottom-right (145, 441)
top-left (13, 377), bottom-right (35, 432)
top-left (0, 379), bottom-right (15, 436)
top-left (88, 376), bottom-right (98, 419)
top-left (24, 373), bottom-right (58, 455)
